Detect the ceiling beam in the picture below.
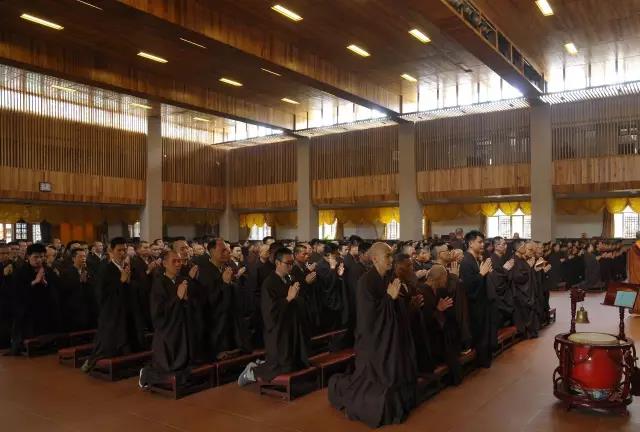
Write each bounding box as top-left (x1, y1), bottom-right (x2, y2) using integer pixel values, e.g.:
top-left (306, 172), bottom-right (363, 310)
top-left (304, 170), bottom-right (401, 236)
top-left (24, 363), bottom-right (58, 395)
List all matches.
top-left (0, 29), bottom-right (295, 130)
top-left (117, 0), bottom-right (401, 115)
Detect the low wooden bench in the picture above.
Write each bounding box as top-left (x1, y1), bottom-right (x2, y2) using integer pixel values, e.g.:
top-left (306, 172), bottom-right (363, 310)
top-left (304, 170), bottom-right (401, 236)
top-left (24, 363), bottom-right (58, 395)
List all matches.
top-left (23, 333), bottom-right (68, 357)
top-left (149, 363), bottom-right (217, 400)
top-left (214, 350), bottom-right (265, 386)
top-left (494, 326), bottom-right (518, 357)
top-left (309, 329), bottom-right (346, 355)
top-left (257, 365), bottom-right (321, 401)
top-left (459, 349), bottom-right (477, 377)
top-left (89, 350), bottom-right (152, 381)
top-left (309, 349), bottom-right (355, 388)
top-left (417, 364), bottom-right (449, 402)
top-left (58, 343), bottom-right (94, 368)
top-left (67, 329), bottom-right (96, 346)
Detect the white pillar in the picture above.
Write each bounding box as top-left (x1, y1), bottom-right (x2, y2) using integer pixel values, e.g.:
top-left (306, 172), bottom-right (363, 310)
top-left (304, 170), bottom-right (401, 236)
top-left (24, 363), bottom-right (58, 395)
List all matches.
top-left (296, 138), bottom-right (318, 241)
top-left (141, 103), bottom-right (163, 241)
top-left (220, 151), bottom-right (239, 241)
top-left (530, 103), bottom-right (555, 242)
top-left (398, 123), bottom-right (423, 240)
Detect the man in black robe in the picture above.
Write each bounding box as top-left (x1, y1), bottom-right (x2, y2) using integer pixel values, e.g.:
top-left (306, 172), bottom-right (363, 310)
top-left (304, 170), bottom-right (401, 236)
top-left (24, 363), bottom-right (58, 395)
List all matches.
top-left (329, 242), bottom-right (417, 428)
top-left (246, 243), bottom-right (274, 348)
top-left (87, 241), bottom-right (105, 276)
top-left (459, 230), bottom-right (494, 368)
top-left (290, 243), bottom-right (321, 335)
top-left (59, 248), bottom-right (98, 332)
top-left (130, 241), bottom-right (160, 331)
top-left (139, 250), bottom-right (203, 389)
top-left (486, 237), bottom-right (515, 328)
top-left (238, 247), bottom-right (310, 385)
top-left (8, 243), bottom-right (62, 355)
top-left (196, 239), bottom-right (252, 361)
top-left (82, 237), bottom-right (147, 372)
top-left (511, 242), bottom-right (540, 339)
top-left (313, 244), bottom-right (347, 335)
top-left (0, 243), bottom-right (13, 348)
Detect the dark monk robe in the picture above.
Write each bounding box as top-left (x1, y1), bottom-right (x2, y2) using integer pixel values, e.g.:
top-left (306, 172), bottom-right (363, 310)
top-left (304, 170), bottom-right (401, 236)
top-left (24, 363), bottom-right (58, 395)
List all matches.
top-left (253, 272), bottom-right (311, 382)
top-left (329, 268), bottom-right (417, 428)
top-left (446, 269), bottom-right (472, 349)
top-left (10, 264), bottom-right (61, 354)
top-left (511, 254), bottom-right (540, 339)
top-left (460, 252), bottom-right (495, 368)
top-left (486, 253), bottom-right (514, 328)
top-left (0, 259), bottom-right (13, 348)
top-left (291, 261), bottom-right (322, 334)
top-left (84, 260), bottom-right (146, 369)
top-left (130, 254), bottom-right (154, 331)
top-left (314, 255), bottom-right (347, 335)
top-left (59, 264), bottom-right (98, 331)
top-left (334, 251), bottom-right (369, 349)
top-left (197, 260), bottom-right (252, 361)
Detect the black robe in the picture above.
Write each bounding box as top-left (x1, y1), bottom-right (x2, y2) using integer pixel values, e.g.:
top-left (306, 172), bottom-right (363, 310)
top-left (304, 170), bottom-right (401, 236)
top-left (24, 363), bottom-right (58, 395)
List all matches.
top-left (334, 259), bottom-right (367, 349)
top-left (446, 270), bottom-right (472, 349)
top-left (328, 269), bottom-right (417, 428)
top-left (247, 259), bottom-right (274, 347)
top-left (130, 255), bottom-right (153, 331)
top-left (0, 261), bottom-right (13, 348)
top-left (86, 252), bottom-right (103, 276)
top-left (314, 258), bottom-right (348, 334)
top-left (511, 257), bottom-right (540, 339)
top-left (59, 266), bottom-right (98, 331)
top-left (583, 253), bottom-right (601, 290)
top-left (253, 272), bottom-right (311, 382)
top-left (291, 262), bottom-right (322, 334)
top-left (460, 252), bottom-right (495, 368)
top-left (196, 260), bottom-right (252, 360)
top-left (486, 253), bottom-right (514, 327)
top-left (87, 261), bottom-right (146, 364)
top-left (9, 264), bottom-right (62, 354)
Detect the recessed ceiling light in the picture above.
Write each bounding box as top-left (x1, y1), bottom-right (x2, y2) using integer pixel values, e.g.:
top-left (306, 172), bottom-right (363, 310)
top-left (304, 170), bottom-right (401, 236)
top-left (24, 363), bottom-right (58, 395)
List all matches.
top-left (130, 102), bottom-right (152, 110)
top-left (401, 73), bottom-right (417, 82)
top-left (193, 117), bottom-right (210, 122)
top-left (75, 0), bottom-right (103, 10)
top-left (261, 68), bottom-right (282, 77)
top-left (347, 44), bottom-right (370, 57)
top-left (408, 28), bottom-right (431, 43)
top-left (179, 37), bottom-right (206, 49)
top-left (281, 97), bottom-right (300, 104)
top-left (564, 42), bottom-right (578, 55)
top-left (137, 51), bottom-right (168, 63)
top-left (271, 4), bottom-right (303, 21)
top-left (535, 0), bottom-right (554, 16)
top-left (219, 77), bottom-right (243, 87)
top-left (20, 13), bottom-right (64, 30)
top-left (51, 84), bottom-right (76, 93)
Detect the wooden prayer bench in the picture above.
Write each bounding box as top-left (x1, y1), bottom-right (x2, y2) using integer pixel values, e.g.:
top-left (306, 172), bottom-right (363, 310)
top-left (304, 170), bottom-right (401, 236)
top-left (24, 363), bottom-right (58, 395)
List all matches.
top-left (23, 333), bottom-right (69, 357)
top-left (257, 365), bottom-right (321, 401)
top-left (89, 350), bottom-right (152, 381)
top-left (67, 329), bottom-right (96, 346)
top-left (214, 350), bottom-right (265, 386)
top-left (459, 349), bottom-right (477, 377)
top-left (58, 343), bottom-right (95, 368)
top-left (417, 364), bottom-right (449, 402)
top-left (494, 326), bottom-right (518, 357)
top-left (149, 363), bottom-right (217, 400)
top-left (309, 329), bottom-right (347, 355)
top-left (309, 348), bottom-right (355, 388)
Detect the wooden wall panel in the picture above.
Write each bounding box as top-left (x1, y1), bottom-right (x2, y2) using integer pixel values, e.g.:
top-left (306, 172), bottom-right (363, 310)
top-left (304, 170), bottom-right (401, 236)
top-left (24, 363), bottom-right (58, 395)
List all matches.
top-left (162, 182), bottom-right (225, 209)
top-left (311, 126), bottom-right (398, 204)
top-left (417, 164), bottom-right (531, 200)
top-left (230, 183), bottom-right (297, 210)
top-left (553, 156), bottom-right (640, 194)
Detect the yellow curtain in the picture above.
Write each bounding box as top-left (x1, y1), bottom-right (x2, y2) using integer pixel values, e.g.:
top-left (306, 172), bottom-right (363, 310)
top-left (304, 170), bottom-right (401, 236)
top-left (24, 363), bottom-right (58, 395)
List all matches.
top-left (318, 210), bottom-right (337, 226)
top-left (333, 207), bottom-right (397, 225)
top-left (378, 207), bottom-right (400, 224)
top-left (239, 213), bottom-right (266, 228)
top-left (271, 211), bottom-right (297, 227)
top-left (519, 201), bottom-right (531, 215)
top-left (629, 198), bottom-right (640, 213)
top-left (480, 203), bottom-right (499, 217)
top-left (605, 198), bottom-right (629, 214)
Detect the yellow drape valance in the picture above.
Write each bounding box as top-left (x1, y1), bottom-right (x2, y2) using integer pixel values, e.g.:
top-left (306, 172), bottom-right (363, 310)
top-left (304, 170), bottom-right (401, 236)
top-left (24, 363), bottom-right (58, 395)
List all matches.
top-left (239, 212), bottom-right (297, 228)
top-left (0, 203), bottom-right (141, 224)
top-left (556, 198), bottom-right (639, 215)
top-left (423, 201), bottom-right (531, 222)
top-left (319, 207), bottom-right (399, 226)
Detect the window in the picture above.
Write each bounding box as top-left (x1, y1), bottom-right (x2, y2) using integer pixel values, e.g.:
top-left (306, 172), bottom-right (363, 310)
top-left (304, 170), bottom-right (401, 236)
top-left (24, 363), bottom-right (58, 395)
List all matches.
top-left (249, 223), bottom-right (272, 241)
top-left (15, 221), bottom-right (28, 240)
top-left (614, 206), bottom-right (639, 239)
top-left (318, 219), bottom-right (337, 240)
top-left (487, 209), bottom-right (531, 239)
top-left (386, 219), bottom-right (400, 240)
top-left (0, 223), bottom-right (13, 242)
top-left (32, 224), bottom-right (41, 243)
top-left (128, 221), bottom-right (141, 238)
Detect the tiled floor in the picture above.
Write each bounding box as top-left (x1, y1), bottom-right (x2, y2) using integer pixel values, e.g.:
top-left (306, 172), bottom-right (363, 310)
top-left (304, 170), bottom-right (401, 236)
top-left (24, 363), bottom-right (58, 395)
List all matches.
top-left (1, 291), bottom-right (639, 431)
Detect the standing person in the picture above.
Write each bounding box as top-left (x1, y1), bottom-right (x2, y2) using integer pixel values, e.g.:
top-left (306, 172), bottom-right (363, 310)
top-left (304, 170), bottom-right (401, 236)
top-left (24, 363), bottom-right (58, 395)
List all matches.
top-left (459, 230), bottom-right (494, 368)
top-left (59, 248), bottom-right (98, 331)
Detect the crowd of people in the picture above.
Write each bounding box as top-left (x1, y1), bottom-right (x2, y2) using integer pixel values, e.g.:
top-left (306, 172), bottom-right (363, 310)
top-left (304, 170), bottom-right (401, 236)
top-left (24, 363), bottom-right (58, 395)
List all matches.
top-left (0, 230), bottom-right (635, 428)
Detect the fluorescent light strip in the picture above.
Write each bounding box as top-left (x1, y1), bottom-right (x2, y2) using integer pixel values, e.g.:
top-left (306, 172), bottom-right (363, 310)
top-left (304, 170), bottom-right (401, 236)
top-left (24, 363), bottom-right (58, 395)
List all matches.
top-left (408, 28), bottom-right (431, 43)
top-left (261, 68), bottom-right (282, 77)
top-left (535, 0), bottom-right (554, 16)
top-left (401, 73), bottom-right (417, 82)
top-left (179, 37), bottom-right (207, 49)
top-left (564, 42), bottom-right (578, 55)
top-left (193, 117), bottom-right (210, 122)
top-left (130, 102), bottom-right (152, 110)
top-left (51, 84), bottom-right (76, 93)
top-left (219, 77), bottom-right (243, 87)
top-left (281, 97), bottom-right (299, 104)
top-left (271, 4), bottom-right (303, 21)
top-left (137, 51), bottom-right (168, 63)
top-left (346, 44), bottom-right (370, 57)
top-left (20, 13), bottom-right (64, 30)
top-left (75, 0), bottom-right (103, 10)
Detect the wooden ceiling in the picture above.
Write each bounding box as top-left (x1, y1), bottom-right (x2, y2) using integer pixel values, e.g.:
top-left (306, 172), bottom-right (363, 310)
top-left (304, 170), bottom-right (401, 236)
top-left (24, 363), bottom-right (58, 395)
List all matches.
top-left (2, 0), bottom-right (640, 131)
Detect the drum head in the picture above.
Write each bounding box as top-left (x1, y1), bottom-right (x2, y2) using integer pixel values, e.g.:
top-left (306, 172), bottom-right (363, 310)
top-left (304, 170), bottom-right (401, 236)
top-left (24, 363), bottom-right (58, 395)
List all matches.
top-left (568, 332), bottom-right (619, 345)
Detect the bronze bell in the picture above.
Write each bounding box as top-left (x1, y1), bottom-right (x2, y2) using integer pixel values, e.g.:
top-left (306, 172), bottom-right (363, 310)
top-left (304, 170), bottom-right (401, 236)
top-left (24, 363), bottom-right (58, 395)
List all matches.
top-left (575, 306), bottom-right (590, 324)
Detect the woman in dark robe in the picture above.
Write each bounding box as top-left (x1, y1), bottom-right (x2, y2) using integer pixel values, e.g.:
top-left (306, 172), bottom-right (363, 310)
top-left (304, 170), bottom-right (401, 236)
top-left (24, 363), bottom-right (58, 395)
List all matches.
top-left (583, 243), bottom-right (602, 291)
top-left (329, 243), bottom-right (417, 428)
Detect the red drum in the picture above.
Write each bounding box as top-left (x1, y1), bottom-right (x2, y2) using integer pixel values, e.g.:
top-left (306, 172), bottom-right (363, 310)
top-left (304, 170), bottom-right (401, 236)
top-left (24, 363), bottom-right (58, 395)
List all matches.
top-left (568, 332), bottom-right (623, 400)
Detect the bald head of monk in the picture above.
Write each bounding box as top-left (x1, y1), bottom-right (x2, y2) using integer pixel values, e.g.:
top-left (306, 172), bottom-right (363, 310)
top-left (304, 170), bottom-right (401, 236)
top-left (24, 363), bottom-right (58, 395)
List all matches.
top-left (369, 242), bottom-right (393, 276)
top-left (426, 264), bottom-right (448, 290)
